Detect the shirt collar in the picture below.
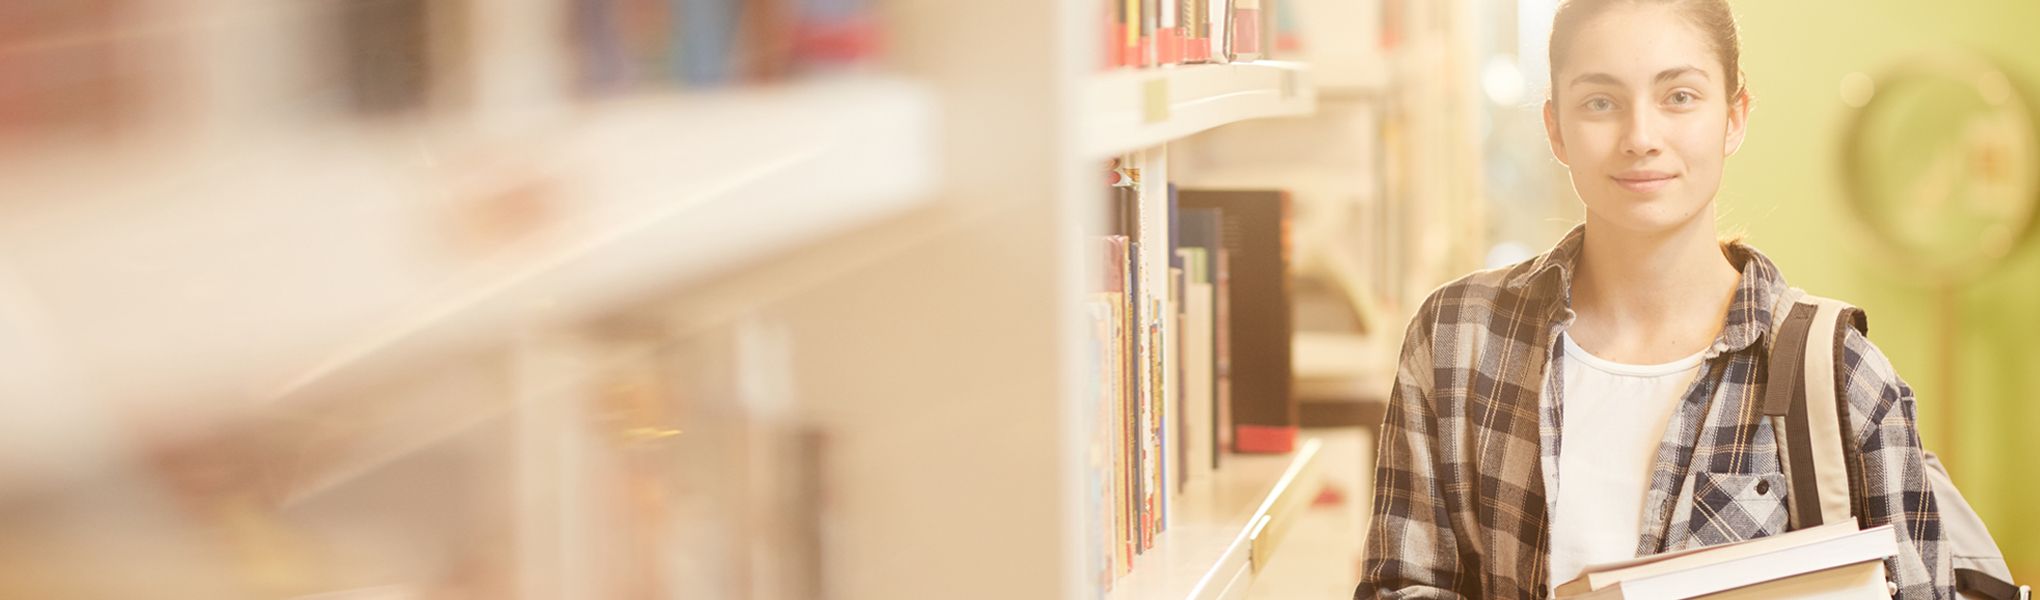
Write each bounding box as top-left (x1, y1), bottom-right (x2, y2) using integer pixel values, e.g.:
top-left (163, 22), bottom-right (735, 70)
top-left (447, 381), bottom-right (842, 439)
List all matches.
top-left (1504, 223), bottom-right (1789, 357)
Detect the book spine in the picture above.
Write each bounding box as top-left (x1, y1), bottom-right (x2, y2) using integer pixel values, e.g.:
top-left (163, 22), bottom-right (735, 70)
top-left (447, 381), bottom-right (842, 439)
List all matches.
top-left (1229, 0), bottom-right (1260, 61)
top-left (1122, 0), bottom-right (1142, 68)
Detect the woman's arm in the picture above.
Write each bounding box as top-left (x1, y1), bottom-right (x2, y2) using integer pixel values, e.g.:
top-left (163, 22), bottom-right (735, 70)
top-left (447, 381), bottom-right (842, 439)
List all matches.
top-left (1355, 299), bottom-right (1472, 599)
top-left (1841, 328), bottom-right (1954, 600)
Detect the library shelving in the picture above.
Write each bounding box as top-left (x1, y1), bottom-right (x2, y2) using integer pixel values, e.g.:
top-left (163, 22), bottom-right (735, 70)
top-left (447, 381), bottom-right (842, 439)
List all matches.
top-left (1104, 439), bottom-right (1326, 600)
top-left (1084, 61), bottom-right (1318, 159)
top-left (0, 0), bottom-right (1483, 598)
top-left (0, 75), bottom-right (937, 407)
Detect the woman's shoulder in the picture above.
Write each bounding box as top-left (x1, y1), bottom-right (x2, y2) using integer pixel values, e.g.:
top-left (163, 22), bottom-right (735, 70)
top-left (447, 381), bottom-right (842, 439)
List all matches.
top-left (1781, 290), bottom-right (1916, 442)
top-left (1830, 312), bottom-right (1916, 442)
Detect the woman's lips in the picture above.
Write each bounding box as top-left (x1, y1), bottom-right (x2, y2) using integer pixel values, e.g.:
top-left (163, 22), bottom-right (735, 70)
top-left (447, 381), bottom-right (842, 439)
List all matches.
top-left (1611, 172), bottom-right (1678, 194)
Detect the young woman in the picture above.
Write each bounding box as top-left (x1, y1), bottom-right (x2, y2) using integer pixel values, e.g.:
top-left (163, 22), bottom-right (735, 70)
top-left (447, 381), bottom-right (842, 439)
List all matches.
top-left (1353, 1), bottom-right (1950, 598)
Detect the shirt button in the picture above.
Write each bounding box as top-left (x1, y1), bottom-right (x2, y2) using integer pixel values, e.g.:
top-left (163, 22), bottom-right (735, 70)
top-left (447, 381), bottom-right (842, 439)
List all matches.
top-left (1756, 480), bottom-right (1771, 495)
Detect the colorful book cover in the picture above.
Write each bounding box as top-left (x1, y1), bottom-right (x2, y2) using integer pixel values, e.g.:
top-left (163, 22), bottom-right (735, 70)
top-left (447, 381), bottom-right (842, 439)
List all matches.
top-left (1122, 0), bottom-right (1142, 68)
top-left (1102, 235), bottom-right (1134, 572)
top-left (1229, 0), bottom-right (1261, 61)
top-left (1155, 0), bottom-right (1181, 65)
top-left (1181, 0), bottom-right (1209, 63)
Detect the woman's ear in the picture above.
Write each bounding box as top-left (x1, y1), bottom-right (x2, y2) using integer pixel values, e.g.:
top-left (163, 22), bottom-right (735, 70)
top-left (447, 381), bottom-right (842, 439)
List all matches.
top-left (1543, 99), bottom-right (1570, 166)
top-left (1724, 88), bottom-right (1752, 156)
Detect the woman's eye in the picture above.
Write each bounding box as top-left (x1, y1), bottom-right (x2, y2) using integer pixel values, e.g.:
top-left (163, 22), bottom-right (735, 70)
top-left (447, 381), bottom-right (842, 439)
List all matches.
top-left (1585, 98), bottom-right (1615, 112)
top-left (1668, 91), bottom-right (1698, 105)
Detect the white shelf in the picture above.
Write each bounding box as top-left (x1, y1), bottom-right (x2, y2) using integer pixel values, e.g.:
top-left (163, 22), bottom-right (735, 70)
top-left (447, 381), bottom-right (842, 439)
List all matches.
top-left (0, 77), bottom-right (937, 408)
top-left (1107, 439), bottom-right (1325, 600)
top-left (1085, 62), bottom-right (1317, 159)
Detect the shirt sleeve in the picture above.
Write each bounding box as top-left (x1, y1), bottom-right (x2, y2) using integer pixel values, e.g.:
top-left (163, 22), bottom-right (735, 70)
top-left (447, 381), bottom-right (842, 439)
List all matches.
top-left (1355, 297), bottom-right (1473, 600)
top-left (1841, 327), bottom-right (1953, 600)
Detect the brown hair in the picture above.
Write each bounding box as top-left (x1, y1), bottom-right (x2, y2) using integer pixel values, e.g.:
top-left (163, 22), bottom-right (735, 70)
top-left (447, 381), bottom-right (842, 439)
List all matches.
top-left (1548, 0), bottom-right (1745, 99)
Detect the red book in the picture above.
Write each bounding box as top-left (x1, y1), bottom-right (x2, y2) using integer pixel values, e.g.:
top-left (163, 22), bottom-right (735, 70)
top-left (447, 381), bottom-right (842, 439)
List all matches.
top-left (1105, 0), bottom-right (1123, 69)
top-left (1154, 27), bottom-right (1181, 65)
top-left (1154, 0), bottom-right (1182, 65)
top-left (1182, 0), bottom-right (1209, 63)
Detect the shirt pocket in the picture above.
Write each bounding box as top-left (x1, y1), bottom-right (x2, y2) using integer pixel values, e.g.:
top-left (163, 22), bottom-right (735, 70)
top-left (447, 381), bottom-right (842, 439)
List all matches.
top-left (1685, 471), bottom-right (1789, 547)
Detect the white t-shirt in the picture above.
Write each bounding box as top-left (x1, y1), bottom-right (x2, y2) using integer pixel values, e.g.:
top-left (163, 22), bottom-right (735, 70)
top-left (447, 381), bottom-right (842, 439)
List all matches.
top-left (1546, 333), bottom-right (1707, 591)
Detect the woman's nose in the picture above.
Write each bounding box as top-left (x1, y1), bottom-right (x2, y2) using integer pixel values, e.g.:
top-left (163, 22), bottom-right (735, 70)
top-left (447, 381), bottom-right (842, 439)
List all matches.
top-left (1620, 110), bottom-right (1664, 157)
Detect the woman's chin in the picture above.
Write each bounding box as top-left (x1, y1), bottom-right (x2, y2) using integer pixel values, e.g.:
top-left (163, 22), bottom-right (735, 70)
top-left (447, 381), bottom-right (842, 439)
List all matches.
top-left (1583, 202), bottom-right (1708, 236)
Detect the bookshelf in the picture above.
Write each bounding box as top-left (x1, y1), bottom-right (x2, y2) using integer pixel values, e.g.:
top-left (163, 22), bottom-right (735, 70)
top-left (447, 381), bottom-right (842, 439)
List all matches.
top-left (0, 76), bottom-right (936, 406)
top-left (0, 0), bottom-right (1476, 598)
top-left (1085, 62), bottom-right (1318, 159)
top-left (1104, 438), bottom-right (1325, 600)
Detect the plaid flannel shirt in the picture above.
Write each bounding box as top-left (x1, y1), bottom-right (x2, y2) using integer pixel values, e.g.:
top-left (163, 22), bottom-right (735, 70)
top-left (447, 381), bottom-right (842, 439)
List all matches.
top-left (1356, 224), bottom-right (1950, 599)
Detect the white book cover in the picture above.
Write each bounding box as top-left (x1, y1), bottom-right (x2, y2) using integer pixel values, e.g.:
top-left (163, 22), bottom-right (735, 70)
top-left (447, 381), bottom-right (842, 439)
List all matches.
top-left (1557, 523), bottom-right (1897, 600)
top-left (1178, 248), bottom-right (1215, 485)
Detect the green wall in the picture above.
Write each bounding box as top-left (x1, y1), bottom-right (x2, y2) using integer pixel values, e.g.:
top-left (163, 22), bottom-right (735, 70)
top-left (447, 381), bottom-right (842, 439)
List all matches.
top-left (1724, 0), bottom-right (2040, 582)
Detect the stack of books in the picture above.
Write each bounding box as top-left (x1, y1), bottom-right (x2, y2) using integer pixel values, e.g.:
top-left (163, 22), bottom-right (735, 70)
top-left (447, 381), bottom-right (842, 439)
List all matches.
top-left (1555, 523), bottom-right (1898, 599)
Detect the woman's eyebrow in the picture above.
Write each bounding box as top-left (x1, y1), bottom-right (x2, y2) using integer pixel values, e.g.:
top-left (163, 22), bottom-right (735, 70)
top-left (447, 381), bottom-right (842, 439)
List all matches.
top-left (1569, 72), bottom-right (1623, 89)
top-left (1569, 65), bottom-right (1711, 89)
top-left (1654, 65), bottom-right (1709, 84)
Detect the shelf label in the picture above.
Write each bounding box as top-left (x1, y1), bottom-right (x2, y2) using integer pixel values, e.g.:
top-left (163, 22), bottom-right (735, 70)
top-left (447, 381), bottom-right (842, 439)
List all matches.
top-left (1143, 78), bottom-right (1170, 124)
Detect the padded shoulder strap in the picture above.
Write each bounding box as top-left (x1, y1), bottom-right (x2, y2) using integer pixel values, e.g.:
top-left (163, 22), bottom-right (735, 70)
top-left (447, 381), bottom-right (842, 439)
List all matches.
top-left (1764, 294), bottom-right (1862, 530)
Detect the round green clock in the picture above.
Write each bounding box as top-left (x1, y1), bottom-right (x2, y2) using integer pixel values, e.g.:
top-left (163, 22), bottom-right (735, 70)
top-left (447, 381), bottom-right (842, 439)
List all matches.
top-left (1839, 53), bottom-right (2040, 284)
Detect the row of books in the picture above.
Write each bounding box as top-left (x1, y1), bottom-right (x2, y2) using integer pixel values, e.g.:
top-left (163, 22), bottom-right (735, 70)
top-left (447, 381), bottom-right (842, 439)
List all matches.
top-left (1085, 159), bottom-right (1297, 593)
top-left (1099, 0), bottom-right (1302, 70)
top-left (0, 0), bottom-right (883, 145)
top-left (569, 0), bottom-right (882, 95)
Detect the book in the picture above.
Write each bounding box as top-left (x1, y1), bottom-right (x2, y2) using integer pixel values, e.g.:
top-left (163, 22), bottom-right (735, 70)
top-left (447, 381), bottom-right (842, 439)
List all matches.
top-left (1101, 235), bottom-right (1135, 573)
top-left (1271, 0), bottom-right (1302, 55)
top-left (1181, 0), bottom-right (1209, 63)
top-left (1178, 190), bottom-right (1295, 453)
top-left (1166, 183), bottom-right (1184, 495)
top-left (0, 0), bottom-right (145, 142)
top-left (337, 0), bottom-right (437, 115)
top-left (1104, 0), bottom-right (1124, 70)
top-left (1206, 0), bottom-right (1233, 64)
top-left (1229, 0), bottom-right (1262, 61)
top-left (1213, 245), bottom-right (1233, 456)
top-left (1556, 522), bottom-right (1897, 599)
top-left (1178, 207), bottom-right (1223, 471)
top-left (1176, 247), bottom-right (1216, 486)
top-left (1093, 232), bottom-right (1136, 588)
top-left (678, 0), bottom-right (742, 85)
top-left (1123, 0), bottom-right (1142, 68)
top-left (741, 0), bottom-right (797, 82)
top-left (788, 0), bottom-right (882, 70)
top-left (1155, 0), bottom-right (1182, 65)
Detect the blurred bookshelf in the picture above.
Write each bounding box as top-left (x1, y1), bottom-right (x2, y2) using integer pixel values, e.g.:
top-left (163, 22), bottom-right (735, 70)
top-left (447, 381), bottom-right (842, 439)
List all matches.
top-left (0, 0), bottom-right (1484, 598)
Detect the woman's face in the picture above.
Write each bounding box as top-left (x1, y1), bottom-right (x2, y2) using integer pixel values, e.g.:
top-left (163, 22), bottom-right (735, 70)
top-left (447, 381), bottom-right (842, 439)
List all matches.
top-left (1544, 4), bottom-right (1749, 236)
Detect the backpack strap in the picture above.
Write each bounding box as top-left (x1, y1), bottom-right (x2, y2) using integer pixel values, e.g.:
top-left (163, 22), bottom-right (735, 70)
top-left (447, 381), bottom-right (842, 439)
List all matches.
top-left (1768, 294), bottom-right (2029, 599)
top-left (1763, 295), bottom-right (1862, 529)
